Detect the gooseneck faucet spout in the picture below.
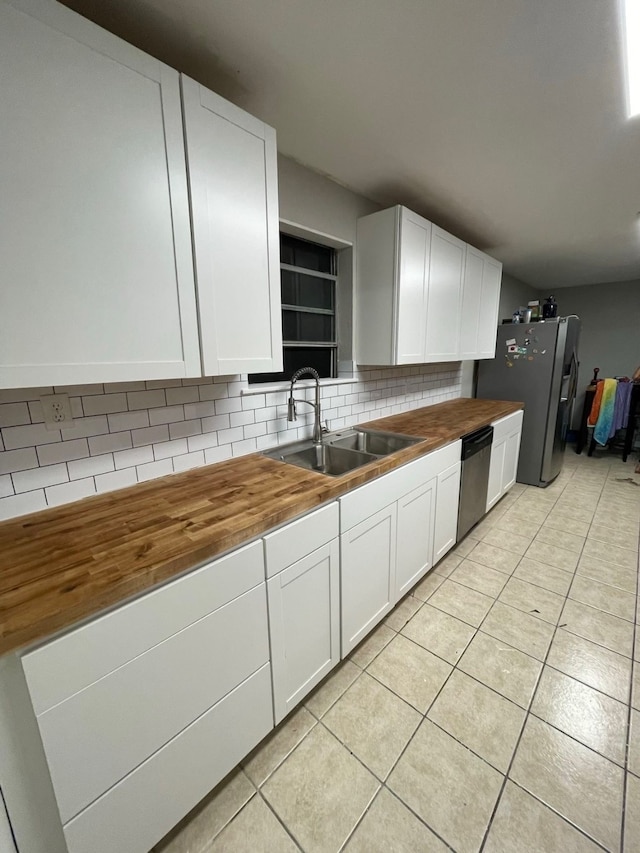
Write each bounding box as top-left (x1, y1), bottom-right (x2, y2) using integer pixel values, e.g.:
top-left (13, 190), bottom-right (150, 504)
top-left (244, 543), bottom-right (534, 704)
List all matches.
top-left (287, 367), bottom-right (323, 443)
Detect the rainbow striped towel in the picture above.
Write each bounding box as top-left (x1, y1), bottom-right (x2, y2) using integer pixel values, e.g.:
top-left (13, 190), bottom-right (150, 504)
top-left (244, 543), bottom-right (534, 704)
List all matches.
top-left (594, 378), bottom-right (617, 446)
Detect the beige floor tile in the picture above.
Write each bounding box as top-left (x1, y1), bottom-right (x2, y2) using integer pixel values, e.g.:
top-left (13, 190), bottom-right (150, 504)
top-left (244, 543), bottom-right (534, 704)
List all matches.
top-left (401, 602), bottom-right (475, 664)
top-left (568, 575), bottom-right (636, 622)
top-left (367, 633), bottom-right (452, 713)
top-left (155, 769), bottom-right (255, 853)
top-left (512, 557), bottom-right (573, 596)
top-left (492, 513), bottom-right (542, 537)
top-left (466, 541), bottom-right (521, 574)
top-left (577, 554), bottom-right (638, 594)
top-left (503, 505), bottom-right (550, 526)
top-left (411, 568), bottom-right (445, 602)
top-left (544, 514), bottom-right (590, 538)
top-left (481, 601), bottom-right (555, 661)
top-left (524, 540), bottom-right (579, 572)
top-left (383, 594), bottom-right (422, 632)
top-left (349, 623), bottom-right (395, 669)
top-left (633, 664), bottom-right (640, 711)
top-left (498, 577), bottom-right (564, 625)
top-left (344, 788), bottom-right (448, 853)
top-left (305, 660), bottom-right (360, 718)
top-left (531, 667), bottom-right (627, 765)
top-left (432, 551), bottom-right (463, 577)
top-left (551, 503), bottom-right (594, 524)
top-left (629, 709), bottom-right (640, 777)
top-left (428, 578), bottom-right (494, 627)
top-left (243, 708), bottom-right (316, 787)
top-left (453, 536), bottom-right (478, 558)
top-left (449, 558), bottom-right (508, 597)
top-left (388, 719), bottom-right (503, 853)
top-left (547, 630), bottom-right (631, 703)
top-left (589, 522), bottom-right (639, 551)
top-left (593, 510), bottom-right (639, 534)
top-left (484, 780), bottom-right (603, 853)
top-left (206, 795), bottom-right (297, 853)
top-left (323, 672), bottom-right (421, 780)
top-left (535, 525), bottom-right (585, 554)
top-left (636, 633), bottom-right (640, 662)
top-left (582, 537), bottom-right (638, 570)
top-left (458, 630), bottom-right (542, 708)
top-left (510, 716), bottom-right (624, 852)
top-left (626, 772), bottom-right (640, 851)
top-left (428, 670), bottom-right (525, 772)
top-left (262, 725), bottom-right (379, 853)
top-left (559, 599), bottom-right (634, 657)
top-left (481, 527), bottom-right (533, 555)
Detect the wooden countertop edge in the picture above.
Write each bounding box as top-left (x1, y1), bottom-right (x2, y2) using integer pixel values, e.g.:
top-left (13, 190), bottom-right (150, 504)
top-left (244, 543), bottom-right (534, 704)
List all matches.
top-left (0, 398), bottom-right (523, 655)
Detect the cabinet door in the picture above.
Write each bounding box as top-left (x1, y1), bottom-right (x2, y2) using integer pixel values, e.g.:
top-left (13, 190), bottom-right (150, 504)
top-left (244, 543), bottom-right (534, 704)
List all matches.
top-left (433, 462), bottom-right (461, 562)
top-left (182, 76), bottom-right (282, 375)
top-left (459, 246), bottom-right (483, 360)
top-left (341, 504), bottom-right (397, 656)
top-left (0, 796), bottom-right (17, 853)
top-left (486, 436), bottom-right (506, 512)
top-left (268, 540), bottom-right (340, 724)
top-left (395, 210), bottom-right (430, 364)
top-left (425, 226), bottom-right (465, 361)
top-left (0, 0), bottom-right (200, 388)
top-left (502, 426), bottom-right (522, 494)
top-left (477, 256), bottom-right (502, 358)
top-left (395, 477), bottom-right (436, 600)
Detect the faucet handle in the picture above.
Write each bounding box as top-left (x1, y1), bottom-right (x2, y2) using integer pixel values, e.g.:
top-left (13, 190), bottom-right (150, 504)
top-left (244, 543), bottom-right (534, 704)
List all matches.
top-left (321, 420), bottom-right (330, 434)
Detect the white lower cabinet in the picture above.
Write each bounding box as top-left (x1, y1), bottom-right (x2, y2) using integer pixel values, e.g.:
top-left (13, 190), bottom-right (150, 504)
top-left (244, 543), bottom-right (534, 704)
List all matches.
top-left (433, 461), bottom-right (462, 561)
top-left (395, 478), bottom-right (436, 599)
top-left (487, 410), bottom-right (524, 511)
top-left (264, 504), bottom-right (340, 724)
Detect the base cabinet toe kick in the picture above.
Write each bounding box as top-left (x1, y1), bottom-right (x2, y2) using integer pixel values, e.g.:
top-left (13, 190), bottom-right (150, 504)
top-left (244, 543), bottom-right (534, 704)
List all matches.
top-left (0, 426), bottom-right (525, 852)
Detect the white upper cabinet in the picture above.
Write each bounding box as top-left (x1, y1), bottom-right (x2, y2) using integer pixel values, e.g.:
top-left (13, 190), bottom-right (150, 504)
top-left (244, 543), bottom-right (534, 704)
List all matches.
top-left (182, 77), bottom-right (283, 376)
top-left (424, 226), bottom-right (465, 361)
top-left (356, 206), bottom-right (502, 365)
top-left (0, 0), bottom-right (200, 388)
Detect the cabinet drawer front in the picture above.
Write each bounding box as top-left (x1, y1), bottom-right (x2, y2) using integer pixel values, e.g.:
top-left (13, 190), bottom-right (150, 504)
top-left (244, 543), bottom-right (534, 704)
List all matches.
top-left (36, 584), bottom-right (269, 824)
top-left (264, 503), bottom-right (339, 577)
top-left (492, 409), bottom-right (523, 443)
top-left (340, 442), bottom-right (460, 531)
top-left (63, 664), bottom-right (273, 853)
top-left (22, 540), bottom-right (264, 716)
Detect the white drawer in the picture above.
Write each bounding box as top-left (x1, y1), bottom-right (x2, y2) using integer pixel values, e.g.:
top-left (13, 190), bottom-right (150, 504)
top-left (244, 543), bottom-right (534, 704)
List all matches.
top-left (340, 440), bottom-right (461, 531)
top-left (35, 583), bottom-right (270, 824)
top-left (63, 664), bottom-right (273, 853)
top-left (264, 502), bottom-right (339, 577)
top-left (492, 409), bottom-right (523, 443)
top-left (22, 540), bottom-right (265, 715)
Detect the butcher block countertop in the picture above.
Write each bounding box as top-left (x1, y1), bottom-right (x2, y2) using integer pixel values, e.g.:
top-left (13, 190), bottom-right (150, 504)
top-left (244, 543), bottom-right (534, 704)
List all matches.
top-left (0, 397), bottom-right (522, 655)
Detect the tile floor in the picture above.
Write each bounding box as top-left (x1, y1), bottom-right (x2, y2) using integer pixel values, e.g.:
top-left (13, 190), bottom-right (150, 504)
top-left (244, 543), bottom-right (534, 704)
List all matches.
top-left (155, 449), bottom-right (640, 853)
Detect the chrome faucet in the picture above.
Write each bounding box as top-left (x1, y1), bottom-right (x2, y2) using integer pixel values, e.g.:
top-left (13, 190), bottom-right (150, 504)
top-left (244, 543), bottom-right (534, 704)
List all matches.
top-left (287, 367), bottom-right (324, 443)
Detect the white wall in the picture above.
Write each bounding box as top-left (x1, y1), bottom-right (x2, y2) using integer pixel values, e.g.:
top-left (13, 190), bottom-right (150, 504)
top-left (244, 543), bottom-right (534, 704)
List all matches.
top-left (498, 273), bottom-right (541, 323)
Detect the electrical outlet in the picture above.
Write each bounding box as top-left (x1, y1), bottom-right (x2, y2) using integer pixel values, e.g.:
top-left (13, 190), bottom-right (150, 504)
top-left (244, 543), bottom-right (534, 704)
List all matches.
top-left (40, 394), bottom-right (74, 430)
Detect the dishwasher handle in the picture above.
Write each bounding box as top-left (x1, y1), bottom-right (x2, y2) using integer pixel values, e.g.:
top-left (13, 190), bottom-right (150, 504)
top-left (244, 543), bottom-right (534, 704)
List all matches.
top-left (461, 425), bottom-right (494, 461)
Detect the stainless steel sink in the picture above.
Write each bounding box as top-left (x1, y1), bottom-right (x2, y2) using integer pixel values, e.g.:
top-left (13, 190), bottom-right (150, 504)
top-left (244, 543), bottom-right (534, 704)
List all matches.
top-left (325, 428), bottom-right (422, 456)
top-left (262, 427), bottom-right (423, 477)
top-left (262, 440), bottom-right (377, 476)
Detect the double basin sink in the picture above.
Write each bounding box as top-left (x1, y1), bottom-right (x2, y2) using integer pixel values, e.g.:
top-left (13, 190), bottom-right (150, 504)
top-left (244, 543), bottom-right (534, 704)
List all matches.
top-left (262, 428), bottom-right (422, 477)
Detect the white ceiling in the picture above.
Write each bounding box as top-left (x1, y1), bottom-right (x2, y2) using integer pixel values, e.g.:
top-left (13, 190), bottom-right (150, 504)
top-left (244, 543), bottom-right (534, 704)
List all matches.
top-left (62, 0), bottom-right (640, 289)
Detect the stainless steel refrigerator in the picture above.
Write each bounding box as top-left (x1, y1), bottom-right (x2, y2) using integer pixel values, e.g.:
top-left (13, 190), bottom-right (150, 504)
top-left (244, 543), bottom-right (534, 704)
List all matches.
top-left (476, 316), bottom-right (580, 487)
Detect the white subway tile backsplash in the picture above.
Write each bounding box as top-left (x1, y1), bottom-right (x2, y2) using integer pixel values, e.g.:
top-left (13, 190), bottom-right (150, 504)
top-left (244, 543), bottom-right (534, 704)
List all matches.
top-left (46, 478), bottom-right (96, 508)
top-left (136, 458), bottom-right (173, 482)
top-left (36, 438), bottom-right (89, 467)
top-left (107, 411), bottom-right (150, 432)
top-left (131, 425), bottom-right (170, 447)
top-left (0, 490), bottom-right (47, 520)
top-left (0, 365), bottom-right (462, 520)
top-left (68, 454), bottom-right (114, 480)
top-left (88, 431), bottom-right (132, 456)
top-left (95, 468), bottom-right (137, 494)
top-left (12, 463), bottom-right (68, 494)
top-left (0, 448), bottom-right (39, 475)
top-left (0, 402), bottom-right (31, 428)
top-left (127, 389), bottom-right (166, 411)
top-left (114, 446), bottom-right (154, 470)
top-left (2, 423), bottom-right (61, 450)
top-left (82, 393), bottom-right (128, 416)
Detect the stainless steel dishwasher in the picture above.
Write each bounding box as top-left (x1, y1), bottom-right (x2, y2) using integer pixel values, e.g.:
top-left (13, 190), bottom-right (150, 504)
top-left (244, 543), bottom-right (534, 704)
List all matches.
top-left (457, 425), bottom-right (494, 541)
